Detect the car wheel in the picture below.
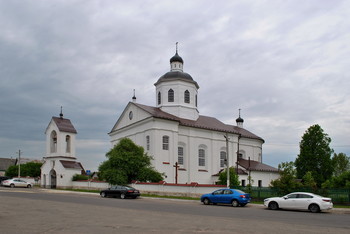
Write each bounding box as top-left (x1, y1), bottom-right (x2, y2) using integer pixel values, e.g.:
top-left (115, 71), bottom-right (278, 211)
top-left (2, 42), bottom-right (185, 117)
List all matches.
top-left (120, 193), bottom-right (126, 199)
top-left (309, 204), bottom-right (320, 213)
top-left (100, 192), bottom-right (106, 198)
top-left (27, 184), bottom-right (31, 188)
top-left (10, 184), bottom-right (15, 188)
top-left (203, 198), bottom-right (211, 205)
top-left (268, 201), bottom-right (279, 210)
top-left (231, 199), bottom-right (239, 207)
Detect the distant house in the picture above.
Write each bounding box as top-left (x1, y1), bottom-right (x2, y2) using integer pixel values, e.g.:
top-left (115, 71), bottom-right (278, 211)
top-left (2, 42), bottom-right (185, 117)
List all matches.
top-left (17, 158), bottom-right (43, 165)
top-left (0, 158), bottom-right (17, 176)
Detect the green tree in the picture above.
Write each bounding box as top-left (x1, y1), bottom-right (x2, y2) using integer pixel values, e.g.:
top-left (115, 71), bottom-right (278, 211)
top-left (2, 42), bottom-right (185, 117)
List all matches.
top-left (98, 138), bottom-right (164, 185)
top-left (5, 165), bottom-right (18, 177)
top-left (5, 162), bottom-right (42, 178)
top-left (332, 153), bottom-right (350, 177)
top-left (270, 161), bottom-right (302, 194)
top-left (295, 124), bottom-right (333, 187)
top-left (217, 167), bottom-right (240, 188)
top-left (322, 171), bottom-right (350, 189)
top-left (302, 171), bottom-right (317, 190)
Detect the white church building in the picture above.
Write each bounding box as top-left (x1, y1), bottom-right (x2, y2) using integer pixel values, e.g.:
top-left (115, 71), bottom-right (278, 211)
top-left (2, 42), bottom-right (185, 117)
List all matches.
top-left (41, 110), bottom-right (85, 188)
top-left (109, 48), bottom-right (279, 187)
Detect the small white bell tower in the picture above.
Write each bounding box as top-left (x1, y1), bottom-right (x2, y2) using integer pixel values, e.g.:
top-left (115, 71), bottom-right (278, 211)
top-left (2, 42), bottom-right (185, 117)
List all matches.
top-left (45, 107), bottom-right (77, 158)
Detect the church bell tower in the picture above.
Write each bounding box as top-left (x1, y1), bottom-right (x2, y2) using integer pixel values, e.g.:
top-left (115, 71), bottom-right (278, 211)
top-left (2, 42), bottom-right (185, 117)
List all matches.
top-left (154, 44), bottom-right (200, 120)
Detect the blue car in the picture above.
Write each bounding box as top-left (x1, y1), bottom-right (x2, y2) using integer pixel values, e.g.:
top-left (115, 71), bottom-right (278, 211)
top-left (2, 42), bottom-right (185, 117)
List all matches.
top-left (201, 189), bottom-right (251, 207)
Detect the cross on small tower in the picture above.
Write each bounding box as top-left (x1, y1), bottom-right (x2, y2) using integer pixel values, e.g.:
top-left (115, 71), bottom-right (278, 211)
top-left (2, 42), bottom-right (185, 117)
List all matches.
top-left (173, 161), bottom-right (179, 184)
top-left (60, 106), bottom-right (63, 119)
top-left (176, 42), bottom-right (178, 53)
top-left (132, 89), bottom-right (136, 102)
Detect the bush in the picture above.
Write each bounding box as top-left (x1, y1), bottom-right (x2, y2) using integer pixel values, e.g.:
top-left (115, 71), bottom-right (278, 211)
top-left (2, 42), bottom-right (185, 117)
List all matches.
top-left (72, 174), bottom-right (89, 181)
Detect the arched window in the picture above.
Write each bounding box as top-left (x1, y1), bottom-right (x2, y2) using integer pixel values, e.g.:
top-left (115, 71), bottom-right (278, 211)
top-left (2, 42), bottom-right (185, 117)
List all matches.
top-left (238, 150), bottom-right (245, 159)
top-left (158, 92), bottom-right (161, 105)
top-left (178, 146), bottom-right (184, 165)
top-left (66, 135), bottom-right (71, 153)
top-left (168, 89), bottom-right (174, 102)
top-left (146, 135), bottom-right (150, 151)
top-left (184, 90), bottom-right (190, 103)
top-left (162, 135), bottom-right (169, 150)
top-left (198, 148), bottom-right (205, 166)
top-left (50, 131), bottom-right (57, 153)
top-left (195, 95), bottom-right (198, 107)
top-left (220, 151), bottom-right (226, 167)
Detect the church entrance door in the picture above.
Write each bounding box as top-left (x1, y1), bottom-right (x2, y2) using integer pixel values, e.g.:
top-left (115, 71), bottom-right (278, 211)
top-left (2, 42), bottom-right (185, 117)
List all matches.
top-left (50, 169), bottom-right (57, 189)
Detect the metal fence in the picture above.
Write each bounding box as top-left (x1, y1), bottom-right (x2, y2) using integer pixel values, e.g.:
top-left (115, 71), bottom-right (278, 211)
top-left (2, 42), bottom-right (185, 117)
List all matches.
top-left (234, 186), bottom-right (350, 204)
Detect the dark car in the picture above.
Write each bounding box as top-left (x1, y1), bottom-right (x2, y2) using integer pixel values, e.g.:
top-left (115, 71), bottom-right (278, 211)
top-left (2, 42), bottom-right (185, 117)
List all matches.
top-left (201, 188), bottom-right (251, 207)
top-left (100, 185), bottom-right (140, 199)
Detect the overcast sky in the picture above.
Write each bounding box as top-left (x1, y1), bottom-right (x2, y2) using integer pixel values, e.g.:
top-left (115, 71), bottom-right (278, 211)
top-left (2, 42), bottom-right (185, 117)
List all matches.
top-left (1, 0), bottom-right (349, 172)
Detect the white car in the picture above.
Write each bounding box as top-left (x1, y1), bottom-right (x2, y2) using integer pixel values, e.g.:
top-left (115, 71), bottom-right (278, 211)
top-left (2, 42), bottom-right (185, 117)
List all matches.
top-left (264, 192), bottom-right (333, 213)
top-left (1, 178), bottom-right (33, 188)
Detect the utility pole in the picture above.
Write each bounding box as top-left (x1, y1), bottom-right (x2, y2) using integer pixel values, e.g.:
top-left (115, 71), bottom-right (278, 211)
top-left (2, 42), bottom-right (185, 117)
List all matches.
top-left (236, 134), bottom-right (241, 175)
top-left (17, 150), bottom-right (21, 178)
top-left (224, 133), bottom-right (230, 188)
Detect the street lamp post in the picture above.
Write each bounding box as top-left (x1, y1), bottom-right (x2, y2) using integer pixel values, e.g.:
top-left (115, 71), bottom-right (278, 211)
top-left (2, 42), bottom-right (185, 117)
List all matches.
top-left (17, 150), bottom-right (21, 178)
top-left (224, 133), bottom-right (230, 188)
top-left (236, 134), bottom-right (241, 175)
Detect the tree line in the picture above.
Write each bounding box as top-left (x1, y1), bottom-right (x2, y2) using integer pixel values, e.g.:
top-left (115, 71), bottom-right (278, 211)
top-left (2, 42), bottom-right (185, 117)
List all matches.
top-left (270, 124), bottom-right (350, 194)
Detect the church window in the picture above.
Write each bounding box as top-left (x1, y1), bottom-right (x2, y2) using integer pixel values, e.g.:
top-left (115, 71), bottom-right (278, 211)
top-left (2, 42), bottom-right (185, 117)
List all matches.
top-left (195, 95), bottom-right (198, 107)
top-left (168, 89), bottom-right (174, 102)
top-left (158, 92), bottom-right (161, 105)
top-left (184, 90), bottom-right (190, 103)
top-left (162, 135), bottom-right (169, 150)
top-left (198, 148), bottom-right (205, 166)
top-left (178, 146), bottom-right (184, 165)
top-left (258, 180), bottom-right (262, 187)
top-left (146, 135), bottom-right (150, 151)
top-left (50, 131), bottom-right (57, 153)
top-left (238, 150), bottom-right (245, 159)
top-left (241, 180), bottom-right (246, 187)
top-left (66, 135), bottom-right (71, 153)
top-left (220, 151), bottom-right (226, 167)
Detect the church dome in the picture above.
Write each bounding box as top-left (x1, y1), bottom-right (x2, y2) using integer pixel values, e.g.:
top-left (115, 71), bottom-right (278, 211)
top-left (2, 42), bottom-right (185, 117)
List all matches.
top-left (155, 71), bottom-right (199, 88)
top-left (170, 52), bottom-right (183, 63)
top-left (159, 71), bottom-right (193, 81)
top-left (236, 116), bottom-right (244, 123)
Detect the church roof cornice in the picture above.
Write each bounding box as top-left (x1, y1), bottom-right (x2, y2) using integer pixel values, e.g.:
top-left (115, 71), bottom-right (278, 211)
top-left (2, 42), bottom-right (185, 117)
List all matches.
top-left (110, 102), bottom-right (264, 142)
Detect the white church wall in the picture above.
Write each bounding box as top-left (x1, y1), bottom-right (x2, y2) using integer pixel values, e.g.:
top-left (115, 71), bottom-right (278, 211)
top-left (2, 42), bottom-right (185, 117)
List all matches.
top-left (250, 171), bottom-right (279, 187)
top-left (156, 80), bottom-right (199, 120)
top-left (40, 157), bottom-right (81, 188)
top-left (238, 138), bottom-right (262, 160)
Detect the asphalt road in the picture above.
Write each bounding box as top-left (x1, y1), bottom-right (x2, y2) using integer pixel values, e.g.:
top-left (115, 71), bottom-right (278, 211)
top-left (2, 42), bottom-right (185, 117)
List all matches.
top-left (0, 187), bottom-right (349, 234)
